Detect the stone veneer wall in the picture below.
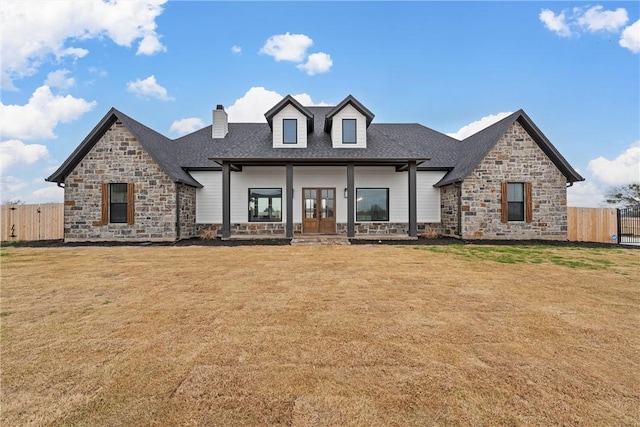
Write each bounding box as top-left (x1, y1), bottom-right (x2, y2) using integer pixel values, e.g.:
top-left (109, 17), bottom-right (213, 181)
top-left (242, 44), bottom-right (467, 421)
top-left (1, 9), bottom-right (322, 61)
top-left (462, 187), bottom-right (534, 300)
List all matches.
top-left (459, 121), bottom-right (568, 240)
top-left (178, 183), bottom-right (197, 238)
top-left (196, 222), bottom-right (443, 237)
top-left (440, 184), bottom-right (460, 237)
top-left (64, 120), bottom-right (179, 241)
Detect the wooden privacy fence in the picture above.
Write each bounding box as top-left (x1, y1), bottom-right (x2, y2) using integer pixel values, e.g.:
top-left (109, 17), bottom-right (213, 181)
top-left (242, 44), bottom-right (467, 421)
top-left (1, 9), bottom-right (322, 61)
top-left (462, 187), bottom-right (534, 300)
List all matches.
top-left (1, 204), bottom-right (64, 241)
top-left (567, 207), bottom-right (618, 244)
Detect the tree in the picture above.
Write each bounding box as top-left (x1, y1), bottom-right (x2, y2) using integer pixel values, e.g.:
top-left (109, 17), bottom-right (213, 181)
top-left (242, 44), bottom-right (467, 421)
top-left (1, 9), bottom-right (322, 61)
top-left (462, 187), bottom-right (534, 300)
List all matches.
top-left (604, 183), bottom-right (640, 208)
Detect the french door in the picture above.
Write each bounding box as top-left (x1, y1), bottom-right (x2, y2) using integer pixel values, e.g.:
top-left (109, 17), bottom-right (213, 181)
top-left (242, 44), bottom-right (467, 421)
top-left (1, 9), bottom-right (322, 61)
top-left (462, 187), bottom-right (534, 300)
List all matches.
top-left (302, 188), bottom-right (336, 234)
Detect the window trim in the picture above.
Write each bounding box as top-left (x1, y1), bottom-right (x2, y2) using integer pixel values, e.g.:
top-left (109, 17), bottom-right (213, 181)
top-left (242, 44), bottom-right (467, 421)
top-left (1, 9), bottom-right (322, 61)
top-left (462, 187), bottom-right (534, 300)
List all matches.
top-left (501, 181), bottom-right (532, 223)
top-left (342, 119), bottom-right (357, 144)
top-left (110, 183), bottom-right (128, 223)
top-left (248, 188), bottom-right (283, 222)
top-left (356, 188), bottom-right (389, 222)
top-left (100, 182), bottom-right (134, 225)
top-left (283, 119), bottom-right (297, 144)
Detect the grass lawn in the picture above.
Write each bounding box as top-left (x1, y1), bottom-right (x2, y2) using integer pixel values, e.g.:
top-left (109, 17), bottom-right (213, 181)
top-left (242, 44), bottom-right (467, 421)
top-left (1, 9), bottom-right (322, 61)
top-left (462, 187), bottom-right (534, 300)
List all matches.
top-left (1, 244), bottom-right (638, 426)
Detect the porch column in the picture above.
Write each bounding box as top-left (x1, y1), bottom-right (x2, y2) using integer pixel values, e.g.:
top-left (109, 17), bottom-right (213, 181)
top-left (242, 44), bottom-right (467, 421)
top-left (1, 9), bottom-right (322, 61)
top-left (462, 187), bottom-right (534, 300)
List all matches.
top-left (286, 163), bottom-right (294, 238)
top-left (222, 161), bottom-right (231, 238)
top-left (408, 161), bottom-right (417, 237)
top-left (347, 163), bottom-right (355, 237)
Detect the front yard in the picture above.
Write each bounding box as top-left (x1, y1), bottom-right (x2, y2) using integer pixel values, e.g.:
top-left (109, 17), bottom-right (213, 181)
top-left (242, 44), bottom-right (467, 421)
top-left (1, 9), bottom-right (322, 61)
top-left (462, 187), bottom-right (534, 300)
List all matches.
top-left (1, 244), bottom-right (638, 426)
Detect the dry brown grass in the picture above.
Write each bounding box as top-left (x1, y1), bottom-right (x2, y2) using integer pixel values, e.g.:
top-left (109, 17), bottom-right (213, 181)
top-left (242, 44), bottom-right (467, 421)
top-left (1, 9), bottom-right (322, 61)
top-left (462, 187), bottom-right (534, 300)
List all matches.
top-left (1, 244), bottom-right (638, 426)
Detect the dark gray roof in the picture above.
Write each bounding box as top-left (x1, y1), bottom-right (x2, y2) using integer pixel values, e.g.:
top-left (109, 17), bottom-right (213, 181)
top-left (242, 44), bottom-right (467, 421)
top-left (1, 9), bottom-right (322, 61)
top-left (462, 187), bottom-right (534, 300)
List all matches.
top-left (46, 108), bottom-right (201, 187)
top-left (47, 100), bottom-right (583, 190)
top-left (435, 110), bottom-right (584, 186)
top-left (175, 106), bottom-right (459, 166)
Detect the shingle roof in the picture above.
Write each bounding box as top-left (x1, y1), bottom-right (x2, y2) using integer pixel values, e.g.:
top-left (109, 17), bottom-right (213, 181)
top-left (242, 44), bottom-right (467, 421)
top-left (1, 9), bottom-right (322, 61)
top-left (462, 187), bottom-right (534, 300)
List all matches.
top-left (174, 106), bottom-right (459, 165)
top-left (47, 101), bottom-right (583, 190)
top-left (435, 110), bottom-right (584, 186)
top-left (46, 108), bottom-right (201, 187)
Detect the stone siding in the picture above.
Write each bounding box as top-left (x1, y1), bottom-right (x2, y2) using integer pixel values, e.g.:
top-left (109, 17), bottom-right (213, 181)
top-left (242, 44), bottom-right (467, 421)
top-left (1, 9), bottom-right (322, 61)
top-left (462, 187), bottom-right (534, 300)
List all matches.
top-left (459, 121), bottom-right (568, 240)
top-left (64, 121), bottom-right (179, 241)
top-left (178, 183), bottom-right (197, 238)
top-left (440, 184), bottom-right (460, 237)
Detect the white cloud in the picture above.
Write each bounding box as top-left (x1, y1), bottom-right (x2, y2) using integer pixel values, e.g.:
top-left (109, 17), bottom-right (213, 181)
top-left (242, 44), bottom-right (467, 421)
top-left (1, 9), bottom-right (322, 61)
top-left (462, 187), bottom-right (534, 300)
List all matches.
top-left (567, 180), bottom-right (606, 207)
top-left (126, 75), bottom-right (174, 101)
top-left (260, 32), bottom-right (314, 62)
top-left (297, 52), bottom-right (333, 76)
top-left (620, 20), bottom-right (640, 53)
top-left (231, 45), bottom-right (242, 54)
top-left (446, 112), bottom-right (513, 140)
top-left (169, 118), bottom-right (205, 136)
top-left (226, 87), bottom-right (328, 123)
top-left (44, 69), bottom-right (75, 89)
top-left (540, 6), bottom-right (638, 54)
top-left (0, 0), bottom-right (168, 89)
top-left (587, 142), bottom-right (640, 185)
top-left (27, 186), bottom-right (64, 203)
top-left (0, 175), bottom-right (28, 197)
top-left (136, 32), bottom-right (167, 56)
top-left (576, 6), bottom-right (628, 33)
top-left (0, 85), bottom-right (96, 140)
top-left (0, 140), bottom-right (50, 171)
top-left (540, 9), bottom-right (572, 37)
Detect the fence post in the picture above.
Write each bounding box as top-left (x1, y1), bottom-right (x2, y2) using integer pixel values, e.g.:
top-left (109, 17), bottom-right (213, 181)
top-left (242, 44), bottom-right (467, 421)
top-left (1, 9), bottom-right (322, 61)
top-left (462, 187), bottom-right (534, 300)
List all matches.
top-left (616, 208), bottom-right (621, 245)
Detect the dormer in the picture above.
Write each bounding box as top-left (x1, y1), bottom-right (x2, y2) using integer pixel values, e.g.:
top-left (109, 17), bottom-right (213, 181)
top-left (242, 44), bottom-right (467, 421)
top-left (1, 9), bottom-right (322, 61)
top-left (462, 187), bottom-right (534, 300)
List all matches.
top-left (265, 95), bottom-right (314, 148)
top-left (324, 95), bottom-right (374, 149)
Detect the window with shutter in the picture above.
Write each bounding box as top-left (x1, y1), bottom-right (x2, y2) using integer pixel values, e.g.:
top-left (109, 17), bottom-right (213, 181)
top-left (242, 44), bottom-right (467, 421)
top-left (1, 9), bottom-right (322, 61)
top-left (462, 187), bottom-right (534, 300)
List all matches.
top-left (100, 183), bottom-right (134, 224)
top-left (501, 182), bottom-right (532, 223)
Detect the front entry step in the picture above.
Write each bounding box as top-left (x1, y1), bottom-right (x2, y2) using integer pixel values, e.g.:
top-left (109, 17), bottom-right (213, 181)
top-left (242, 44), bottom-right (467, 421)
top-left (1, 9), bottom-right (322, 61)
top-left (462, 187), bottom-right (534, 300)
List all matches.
top-left (290, 235), bottom-right (351, 246)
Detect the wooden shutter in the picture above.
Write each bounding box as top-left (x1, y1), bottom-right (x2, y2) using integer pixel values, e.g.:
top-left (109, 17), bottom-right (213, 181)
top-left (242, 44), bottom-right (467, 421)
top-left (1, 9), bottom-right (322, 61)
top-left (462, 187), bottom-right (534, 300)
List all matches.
top-left (525, 182), bottom-right (533, 223)
top-left (100, 183), bottom-right (109, 225)
top-left (127, 183), bottom-right (135, 225)
top-left (501, 182), bottom-right (508, 223)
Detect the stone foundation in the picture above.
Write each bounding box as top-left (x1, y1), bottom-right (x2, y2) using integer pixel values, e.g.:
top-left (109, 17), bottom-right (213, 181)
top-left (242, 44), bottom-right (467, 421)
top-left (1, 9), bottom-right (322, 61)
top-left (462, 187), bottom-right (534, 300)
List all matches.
top-left (196, 222), bottom-right (443, 238)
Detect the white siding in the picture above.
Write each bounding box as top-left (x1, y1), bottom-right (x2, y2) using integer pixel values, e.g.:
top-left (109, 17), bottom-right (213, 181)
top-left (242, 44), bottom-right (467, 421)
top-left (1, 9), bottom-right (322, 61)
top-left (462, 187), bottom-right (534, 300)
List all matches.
top-left (293, 167), bottom-right (348, 223)
top-left (191, 171), bottom-right (222, 223)
top-left (354, 167), bottom-right (407, 222)
top-left (230, 167), bottom-right (287, 223)
top-left (417, 171), bottom-right (447, 222)
top-left (191, 167), bottom-right (444, 226)
top-left (331, 104), bottom-right (367, 148)
top-left (272, 105), bottom-right (307, 148)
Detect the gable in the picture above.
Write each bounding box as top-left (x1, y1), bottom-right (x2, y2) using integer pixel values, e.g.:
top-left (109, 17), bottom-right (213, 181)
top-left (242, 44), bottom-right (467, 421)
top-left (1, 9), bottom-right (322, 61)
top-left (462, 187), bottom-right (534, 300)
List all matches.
top-left (46, 108), bottom-right (201, 187)
top-left (271, 104), bottom-right (309, 148)
top-left (436, 110), bottom-right (584, 186)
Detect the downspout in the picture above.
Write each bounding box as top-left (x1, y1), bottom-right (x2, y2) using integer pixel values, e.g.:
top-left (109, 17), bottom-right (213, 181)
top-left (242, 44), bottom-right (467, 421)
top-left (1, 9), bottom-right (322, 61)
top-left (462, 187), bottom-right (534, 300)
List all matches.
top-left (455, 181), bottom-right (462, 237)
top-left (175, 183), bottom-right (181, 241)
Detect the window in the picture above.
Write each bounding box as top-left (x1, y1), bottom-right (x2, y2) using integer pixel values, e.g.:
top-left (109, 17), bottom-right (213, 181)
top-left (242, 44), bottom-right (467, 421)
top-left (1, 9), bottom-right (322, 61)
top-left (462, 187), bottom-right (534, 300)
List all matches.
top-left (110, 183), bottom-right (128, 223)
top-left (356, 188), bottom-right (389, 221)
top-left (343, 119), bottom-right (357, 144)
top-left (283, 119), bottom-right (297, 144)
top-left (507, 183), bottom-right (524, 221)
top-left (249, 188), bottom-right (282, 222)
top-left (501, 182), bottom-right (532, 223)
top-left (100, 183), bottom-right (134, 225)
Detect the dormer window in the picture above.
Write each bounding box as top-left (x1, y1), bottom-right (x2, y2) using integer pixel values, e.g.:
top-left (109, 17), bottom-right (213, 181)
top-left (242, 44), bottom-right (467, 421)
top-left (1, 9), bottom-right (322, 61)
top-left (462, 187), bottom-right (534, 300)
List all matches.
top-left (283, 119), bottom-right (297, 144)
top-left (342, 119), bottom-right (357, 144)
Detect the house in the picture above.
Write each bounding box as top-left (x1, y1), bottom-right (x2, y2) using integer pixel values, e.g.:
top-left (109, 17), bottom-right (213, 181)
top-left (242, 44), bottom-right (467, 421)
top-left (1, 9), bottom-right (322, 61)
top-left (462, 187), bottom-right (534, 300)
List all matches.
top-left (46, 95), bottom-right (583, 242)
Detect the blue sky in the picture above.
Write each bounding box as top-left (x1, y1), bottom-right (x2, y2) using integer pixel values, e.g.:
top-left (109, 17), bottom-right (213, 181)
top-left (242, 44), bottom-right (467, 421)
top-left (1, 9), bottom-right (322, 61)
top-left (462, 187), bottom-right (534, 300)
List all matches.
top-left (1, 1), bottom-right (638, 206)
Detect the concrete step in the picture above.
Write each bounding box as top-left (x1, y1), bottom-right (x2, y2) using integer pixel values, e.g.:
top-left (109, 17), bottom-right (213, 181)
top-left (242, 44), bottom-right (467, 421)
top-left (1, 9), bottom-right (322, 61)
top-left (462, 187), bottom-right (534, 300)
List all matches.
top-left (290, 236), bottom-right (351, 245)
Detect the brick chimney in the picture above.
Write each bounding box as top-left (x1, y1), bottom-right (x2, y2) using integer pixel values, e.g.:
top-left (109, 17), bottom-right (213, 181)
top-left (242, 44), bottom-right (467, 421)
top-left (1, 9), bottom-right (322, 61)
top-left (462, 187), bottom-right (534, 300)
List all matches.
top-left (212, 104), bottom-right (228, 138)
